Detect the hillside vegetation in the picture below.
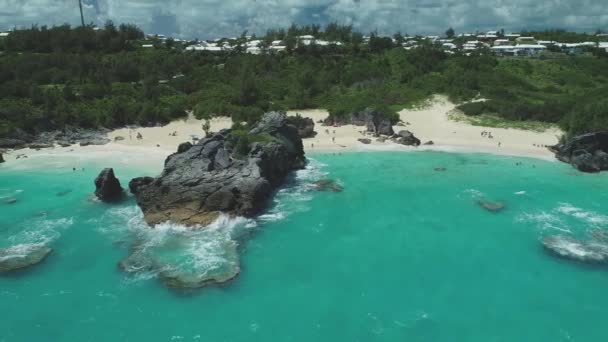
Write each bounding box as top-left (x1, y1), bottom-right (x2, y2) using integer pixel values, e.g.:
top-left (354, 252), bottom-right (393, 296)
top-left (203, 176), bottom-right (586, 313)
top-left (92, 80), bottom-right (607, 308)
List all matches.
top-left (1, 23), bottom-right (607, 139)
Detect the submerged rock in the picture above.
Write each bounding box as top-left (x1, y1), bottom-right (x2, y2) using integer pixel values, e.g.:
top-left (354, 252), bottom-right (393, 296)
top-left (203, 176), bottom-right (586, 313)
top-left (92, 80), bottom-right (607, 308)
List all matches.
top-left (94, 168), bottom-right (124, 202)
top-left (434, 167), bottom-right (447, 172)
top-left (542, 235), bottom-right (608, 264)
top-left (477, 200), bottom-right (506, 213)
top-left (130, 112), bottom-right (305, 226)
top-left (551, 132), bottom-right (608, 172)
top-left (313, 179), bottom-right (344, 192)
top-left (3, 198), bottom-right (17, 205)
top-left (0, 244), bottom-right (52, 273)
top-left (119, 226), bottom-right (242, 289)
top-left (56, 190), bottom-right (72, 197)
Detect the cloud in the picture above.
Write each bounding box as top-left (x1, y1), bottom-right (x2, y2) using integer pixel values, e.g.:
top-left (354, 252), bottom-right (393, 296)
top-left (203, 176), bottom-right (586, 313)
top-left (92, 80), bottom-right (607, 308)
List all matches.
top-left (0, 0), bottom-right (607, 38)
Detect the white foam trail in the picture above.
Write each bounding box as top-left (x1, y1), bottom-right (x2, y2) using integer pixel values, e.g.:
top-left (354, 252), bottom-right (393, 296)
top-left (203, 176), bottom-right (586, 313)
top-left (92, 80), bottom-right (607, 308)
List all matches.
top-left (7, 217), bottom-right (73, 246)
top-left (514, 191), bottom-right (526, 195)
top-left (556, 203), bottom-right (608, 227)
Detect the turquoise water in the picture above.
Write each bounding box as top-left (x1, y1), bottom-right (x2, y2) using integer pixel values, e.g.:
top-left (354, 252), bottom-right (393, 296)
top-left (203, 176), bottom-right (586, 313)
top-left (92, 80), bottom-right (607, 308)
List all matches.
top-left (2, 151), bottom-right (608, 341)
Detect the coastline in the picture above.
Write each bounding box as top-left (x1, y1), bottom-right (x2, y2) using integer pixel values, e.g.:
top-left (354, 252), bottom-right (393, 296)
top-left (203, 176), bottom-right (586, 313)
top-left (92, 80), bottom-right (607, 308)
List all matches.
top-left (2, 96), bottom-right (562, 169)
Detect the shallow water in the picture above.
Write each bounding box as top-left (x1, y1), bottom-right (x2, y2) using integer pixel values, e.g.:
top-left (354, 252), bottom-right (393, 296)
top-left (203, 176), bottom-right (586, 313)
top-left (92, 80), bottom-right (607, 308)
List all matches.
top-left (1, 151), bottom-right (608, 341)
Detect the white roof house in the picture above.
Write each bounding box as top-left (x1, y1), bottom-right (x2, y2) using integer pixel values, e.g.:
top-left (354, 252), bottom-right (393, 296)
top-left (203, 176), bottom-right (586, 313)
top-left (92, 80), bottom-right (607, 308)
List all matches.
top-left (141, 44), bottom-right (154, 48)
top-left (494, 39), bottom-right (511, 46)
top-left (442, 43), bottom-right (457, 50)
top-left (246, 46), bottom-right (262, 54)
top-left (0, 32), bottom-right (9, 37)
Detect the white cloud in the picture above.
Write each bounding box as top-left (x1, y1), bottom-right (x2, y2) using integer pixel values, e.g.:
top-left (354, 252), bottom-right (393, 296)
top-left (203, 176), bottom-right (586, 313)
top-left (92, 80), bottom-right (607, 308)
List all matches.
top-left (0, 0), bottom-right (607, 38)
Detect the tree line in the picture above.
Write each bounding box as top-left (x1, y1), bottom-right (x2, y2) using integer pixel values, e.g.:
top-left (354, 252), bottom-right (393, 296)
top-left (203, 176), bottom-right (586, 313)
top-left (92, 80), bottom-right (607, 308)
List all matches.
top-left (1, 23), bottom-right (607, 138)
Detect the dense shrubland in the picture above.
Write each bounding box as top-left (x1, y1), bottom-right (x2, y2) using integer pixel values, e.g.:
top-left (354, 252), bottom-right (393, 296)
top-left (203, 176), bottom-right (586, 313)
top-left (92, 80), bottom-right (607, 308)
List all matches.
top-left (1, 23), bottom-right (607, 138)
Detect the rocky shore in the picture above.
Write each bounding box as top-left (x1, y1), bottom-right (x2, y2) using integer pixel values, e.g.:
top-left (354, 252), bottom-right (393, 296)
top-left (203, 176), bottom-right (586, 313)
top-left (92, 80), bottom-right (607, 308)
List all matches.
top-left (129, 111), bottom-right (306, 226)
top-left (550, 132), bottom-right (608, 172)
top-left (0, 128), bottom-right (111, 150)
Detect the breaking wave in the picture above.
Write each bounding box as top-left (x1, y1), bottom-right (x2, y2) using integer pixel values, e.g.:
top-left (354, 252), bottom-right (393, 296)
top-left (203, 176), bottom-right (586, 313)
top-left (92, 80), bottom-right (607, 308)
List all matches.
top-left (517, 202), bottom-right (608, 235)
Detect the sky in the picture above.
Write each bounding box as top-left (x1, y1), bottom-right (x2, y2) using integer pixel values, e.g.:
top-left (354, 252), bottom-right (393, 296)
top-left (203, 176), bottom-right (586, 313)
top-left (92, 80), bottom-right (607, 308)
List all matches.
top-left (1, 0), bottom-right (607, 39)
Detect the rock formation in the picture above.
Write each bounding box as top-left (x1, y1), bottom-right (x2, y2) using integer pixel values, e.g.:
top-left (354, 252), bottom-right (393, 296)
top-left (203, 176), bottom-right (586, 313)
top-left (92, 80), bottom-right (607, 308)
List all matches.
top-left (0, 244), bottom-right (52, 273)
top-left (0, 152), bottom-right (4, 163)
top-left (358, 138), bottom-right (372, 144)
top-left (94, 168), bottom-right (124, 202)
top-left (286, 115), bottom-right (316, 138)
top-left (325, 108), bottom-right (395, 136)
top-left (542, 235), bottom-right (608, 264)
top-left (392, 130), bottom-right (421, 146)
top-left (550, 132), bottom-right (608, 172)
top-left (130, 111), bottom-right (306, 226)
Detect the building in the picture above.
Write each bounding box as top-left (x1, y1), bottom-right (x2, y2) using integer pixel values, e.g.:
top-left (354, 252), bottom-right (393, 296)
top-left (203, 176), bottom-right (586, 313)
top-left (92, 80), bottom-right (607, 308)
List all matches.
top-left (491, 44), bottom-right (546, 56)
top-left (493, 39), bottom-right (511, 46)
top-left (515, 36), bottom-right (536, 45)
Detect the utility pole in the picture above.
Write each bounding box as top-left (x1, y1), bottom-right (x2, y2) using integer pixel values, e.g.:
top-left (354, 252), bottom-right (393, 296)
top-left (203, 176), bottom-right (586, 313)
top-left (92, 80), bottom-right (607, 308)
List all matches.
top-left (78, 0), bottom-right (85, 26)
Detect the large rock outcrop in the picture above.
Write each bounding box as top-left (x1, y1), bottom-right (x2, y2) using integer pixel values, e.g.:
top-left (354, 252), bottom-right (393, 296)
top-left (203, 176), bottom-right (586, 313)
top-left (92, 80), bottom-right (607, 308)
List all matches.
top-left (325, 108), bottom-right (395, 136)
top-left (0, 152), bottom-right (4, 163)
top-left (286, 115), bottom-right (316, 138)
top-left (129, 112), bottom-right (306, 226)
top-left (94, 168), bottom-right (124, 202)
top-left (550, 132), bottom-right (608, 172)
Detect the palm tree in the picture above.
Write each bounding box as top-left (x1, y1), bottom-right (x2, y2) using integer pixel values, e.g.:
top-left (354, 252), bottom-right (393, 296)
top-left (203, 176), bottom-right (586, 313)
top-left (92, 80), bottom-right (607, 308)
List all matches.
top-left (78, 0), bottom-right (85, 26)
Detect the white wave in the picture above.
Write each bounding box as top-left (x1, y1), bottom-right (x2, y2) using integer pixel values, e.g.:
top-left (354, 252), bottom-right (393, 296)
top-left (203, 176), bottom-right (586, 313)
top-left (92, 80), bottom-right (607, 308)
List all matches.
top-left (7, 217), bottom-right (73, 246)
top-left (463, 189), bottom-right (485, 199)
top-left (514, 191), bottom-right (526, 195)
top-left (556, 203), bottom-right (608, 227)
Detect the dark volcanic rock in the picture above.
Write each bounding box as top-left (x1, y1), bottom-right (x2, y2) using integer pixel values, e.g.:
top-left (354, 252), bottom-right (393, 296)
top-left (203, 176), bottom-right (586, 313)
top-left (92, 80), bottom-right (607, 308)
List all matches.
top-left (324, 108), bottom-right (395, 136)
top-left (177, 142), bottom-right (193, 153)
top-left (286, 115), bottom-right (316, 138)
top-left (423, 140), bottom-right (435, 145)
top-left (0, 152), bottom-right (4, 163)
top-left (358, 138), bottom-right (372, 145)
top-left (28, 143), bottom-right (54, 149)
top-left (130, 112), bottom-right (306, 226)
top-left (551, 132), bottom-right (608, 172)
top-left (392, 130), bottom-right (421, 146)
top-left (542, 235), bottom-right (608, 264)
top-left (0, 244), bottom-right (52, 273)
top-left (94, 168), bottom-right (124, 202)
top-left (0, 138), bottom-right (27, 149)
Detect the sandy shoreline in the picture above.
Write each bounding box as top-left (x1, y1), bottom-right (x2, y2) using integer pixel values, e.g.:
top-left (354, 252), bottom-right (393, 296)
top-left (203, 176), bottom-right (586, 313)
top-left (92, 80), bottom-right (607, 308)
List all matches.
top-left (3, 96), bottom-right (562, 168)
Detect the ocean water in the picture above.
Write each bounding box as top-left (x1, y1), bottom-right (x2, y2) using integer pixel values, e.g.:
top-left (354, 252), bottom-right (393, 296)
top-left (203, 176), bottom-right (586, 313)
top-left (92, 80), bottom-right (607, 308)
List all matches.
top-left (1, 151), bottom-right (608, 341)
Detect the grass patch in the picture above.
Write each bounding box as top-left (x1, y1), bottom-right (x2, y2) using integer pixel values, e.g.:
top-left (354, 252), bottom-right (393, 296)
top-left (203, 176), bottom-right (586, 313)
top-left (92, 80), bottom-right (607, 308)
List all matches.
top-left (448, 110), bottom-right (558, 132)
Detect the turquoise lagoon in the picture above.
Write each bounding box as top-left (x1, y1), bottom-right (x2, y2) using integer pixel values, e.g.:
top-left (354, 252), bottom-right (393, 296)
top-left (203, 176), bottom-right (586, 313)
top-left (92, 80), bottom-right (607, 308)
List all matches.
top-left (1, 150), bottom-right (608, 341)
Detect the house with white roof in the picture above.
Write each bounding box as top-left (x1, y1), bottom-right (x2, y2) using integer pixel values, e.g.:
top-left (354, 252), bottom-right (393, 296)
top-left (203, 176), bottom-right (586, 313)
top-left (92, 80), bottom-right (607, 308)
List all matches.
top-left (515, 36), bottom-right (536, 45)
top-left (493, 39), bottom-right (511, 46)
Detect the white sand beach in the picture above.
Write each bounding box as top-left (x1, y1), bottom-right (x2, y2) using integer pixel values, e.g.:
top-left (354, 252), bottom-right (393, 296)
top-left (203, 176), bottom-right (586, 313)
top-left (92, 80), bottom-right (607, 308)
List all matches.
top-left (4, 96), bottom-right (562, 167)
